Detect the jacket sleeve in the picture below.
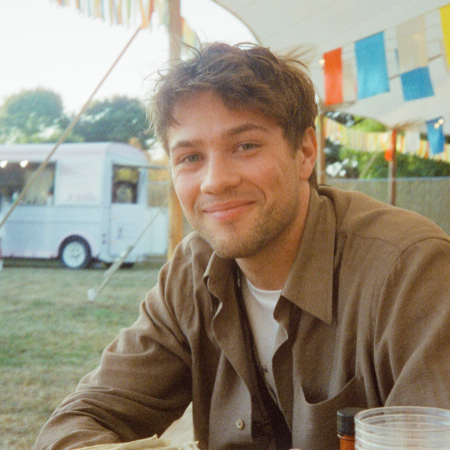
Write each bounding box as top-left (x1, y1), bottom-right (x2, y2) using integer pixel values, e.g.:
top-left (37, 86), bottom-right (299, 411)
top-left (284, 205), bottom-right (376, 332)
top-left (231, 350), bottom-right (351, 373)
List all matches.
top-left (373, 236), bottom-right (450, 407)
top-left (32, 261), bottom-right (193, 450)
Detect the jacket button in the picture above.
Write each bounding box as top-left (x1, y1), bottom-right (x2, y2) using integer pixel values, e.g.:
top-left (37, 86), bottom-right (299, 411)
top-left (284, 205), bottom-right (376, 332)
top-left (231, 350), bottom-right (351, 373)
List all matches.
top-left (235, 419), bottom-right (245, 430)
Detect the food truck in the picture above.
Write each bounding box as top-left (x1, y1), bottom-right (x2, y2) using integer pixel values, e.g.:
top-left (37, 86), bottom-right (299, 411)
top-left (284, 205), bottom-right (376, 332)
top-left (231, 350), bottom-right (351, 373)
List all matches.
top-left (0, 142), bottom-right (168, 268)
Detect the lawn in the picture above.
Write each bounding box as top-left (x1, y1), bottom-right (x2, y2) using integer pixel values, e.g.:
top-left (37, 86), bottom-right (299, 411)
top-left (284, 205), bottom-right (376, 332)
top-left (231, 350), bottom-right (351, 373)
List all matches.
top-left (0, 260), bottom-right (162, 450)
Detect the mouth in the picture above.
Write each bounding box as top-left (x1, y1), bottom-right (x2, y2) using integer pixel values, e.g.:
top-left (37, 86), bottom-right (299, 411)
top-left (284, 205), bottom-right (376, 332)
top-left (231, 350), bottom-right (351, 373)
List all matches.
top-left (201, 199), bottom-right (255, 222)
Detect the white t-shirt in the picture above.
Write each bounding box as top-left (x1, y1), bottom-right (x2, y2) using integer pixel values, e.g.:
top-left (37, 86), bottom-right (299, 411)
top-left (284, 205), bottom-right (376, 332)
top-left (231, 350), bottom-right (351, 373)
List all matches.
top-left (241, 275), bottom-right (282, 403)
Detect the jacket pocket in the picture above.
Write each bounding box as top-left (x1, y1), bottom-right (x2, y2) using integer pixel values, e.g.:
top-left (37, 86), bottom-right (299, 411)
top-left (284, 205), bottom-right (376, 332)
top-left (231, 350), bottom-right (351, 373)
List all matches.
top-left (292, 376), bottom-right (367, 450)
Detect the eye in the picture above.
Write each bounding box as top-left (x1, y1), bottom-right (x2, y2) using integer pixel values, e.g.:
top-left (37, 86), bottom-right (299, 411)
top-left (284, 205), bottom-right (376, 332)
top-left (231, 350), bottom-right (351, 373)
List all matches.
top-left (177, 153), bottom-right (201, 164)
top-left (185, 154), bottom-right (200, 163)
top-left (237, 142), bottom-right (258, 152)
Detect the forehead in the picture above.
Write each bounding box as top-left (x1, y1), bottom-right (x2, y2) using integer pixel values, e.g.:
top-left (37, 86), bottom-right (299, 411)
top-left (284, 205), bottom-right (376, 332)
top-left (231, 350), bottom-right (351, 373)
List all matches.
top-left (169, 90), bottom-right (277, 134)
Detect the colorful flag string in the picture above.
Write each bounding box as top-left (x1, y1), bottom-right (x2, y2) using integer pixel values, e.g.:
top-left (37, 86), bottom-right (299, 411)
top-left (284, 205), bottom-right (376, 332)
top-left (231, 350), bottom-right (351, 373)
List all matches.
top-left (322, 3), bottom-right (450, 109)
top-left (323, 117), bottom-right (450, 163)
top-left (51, 0), bottom-right (198, 47)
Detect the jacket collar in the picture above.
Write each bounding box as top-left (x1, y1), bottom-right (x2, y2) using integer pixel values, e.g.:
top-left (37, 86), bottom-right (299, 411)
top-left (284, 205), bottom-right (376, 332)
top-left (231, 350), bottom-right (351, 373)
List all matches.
top-left (282, 188), bottom-right (336, 324)
top-left (203, 187), bottom-right (336, 325)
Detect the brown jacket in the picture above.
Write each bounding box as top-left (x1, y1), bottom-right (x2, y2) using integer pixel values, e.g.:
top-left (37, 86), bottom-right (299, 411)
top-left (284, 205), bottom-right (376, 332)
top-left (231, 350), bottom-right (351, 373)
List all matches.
top-left (34, 186), bottom-right (450, 450)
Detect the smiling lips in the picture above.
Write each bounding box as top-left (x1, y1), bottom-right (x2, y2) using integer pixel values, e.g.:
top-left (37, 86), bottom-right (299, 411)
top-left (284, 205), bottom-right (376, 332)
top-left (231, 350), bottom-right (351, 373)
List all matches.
top-left (201, 199), bottom-right (255, 222)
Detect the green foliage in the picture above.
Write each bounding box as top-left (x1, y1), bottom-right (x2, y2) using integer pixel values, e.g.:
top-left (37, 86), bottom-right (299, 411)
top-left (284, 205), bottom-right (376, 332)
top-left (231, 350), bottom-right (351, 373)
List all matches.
top-left (340, 147), bottom-right (450, 178)
top-left (74, 96), bottom-right (152, 148)
top-left (0, 90), bottom-right (153, 148)
top-left (351, 116), bottom-right (389, 133)
top-left (0, 88), bottom-right (67, 143)
top-left (396, 153), bottom-right (450, 177)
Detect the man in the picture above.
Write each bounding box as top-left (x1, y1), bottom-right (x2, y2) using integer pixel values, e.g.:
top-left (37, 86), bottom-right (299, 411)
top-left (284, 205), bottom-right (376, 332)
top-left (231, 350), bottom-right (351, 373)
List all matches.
top-left (34, 43), bottom-right (450, 450)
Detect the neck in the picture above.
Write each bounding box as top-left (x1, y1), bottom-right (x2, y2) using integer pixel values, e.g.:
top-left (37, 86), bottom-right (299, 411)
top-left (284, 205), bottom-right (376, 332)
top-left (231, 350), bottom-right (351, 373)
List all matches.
top-left (237, 242), bottom-right (299, 290)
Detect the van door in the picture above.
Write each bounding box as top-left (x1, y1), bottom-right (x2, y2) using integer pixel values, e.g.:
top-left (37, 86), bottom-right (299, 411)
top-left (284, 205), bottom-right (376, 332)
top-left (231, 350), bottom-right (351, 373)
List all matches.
top-left (109, 165), bottom-right (149, 261)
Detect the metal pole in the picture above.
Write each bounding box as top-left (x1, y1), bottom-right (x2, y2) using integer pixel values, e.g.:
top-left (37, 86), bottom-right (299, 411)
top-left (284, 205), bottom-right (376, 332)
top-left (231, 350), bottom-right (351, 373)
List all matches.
top-left (316, 111), bottom-right (327, 185)
top-left (87, 198), bottom-right (168, 301)
top-left (389, 129), bottom-right (397, 206)
top-left (167, 0), bottom-right (184, 259)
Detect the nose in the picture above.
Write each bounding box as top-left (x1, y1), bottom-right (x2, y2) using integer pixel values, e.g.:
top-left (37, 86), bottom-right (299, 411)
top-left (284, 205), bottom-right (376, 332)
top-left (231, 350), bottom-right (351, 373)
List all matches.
top-left (200, 154), bottom-right (241, 194)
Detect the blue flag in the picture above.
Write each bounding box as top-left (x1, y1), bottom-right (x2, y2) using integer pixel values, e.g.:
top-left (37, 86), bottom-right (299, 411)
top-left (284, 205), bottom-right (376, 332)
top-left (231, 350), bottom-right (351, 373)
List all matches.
top-left (355, 32), bottom-right (390, 99)
top-left (427, 118), bottom-right (445, 155)
top-left (400, 67), bottom-right (434, 101)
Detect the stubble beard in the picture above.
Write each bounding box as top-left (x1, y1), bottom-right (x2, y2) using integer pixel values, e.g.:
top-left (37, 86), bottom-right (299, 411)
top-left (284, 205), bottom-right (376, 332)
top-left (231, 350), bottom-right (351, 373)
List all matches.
top-left (190, 198), bottom-right (301, 260)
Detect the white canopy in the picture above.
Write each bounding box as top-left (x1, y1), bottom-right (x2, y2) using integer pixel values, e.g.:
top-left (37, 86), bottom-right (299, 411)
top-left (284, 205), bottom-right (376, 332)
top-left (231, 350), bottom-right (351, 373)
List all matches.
top-left (212, 0), bottom-right (450, 134)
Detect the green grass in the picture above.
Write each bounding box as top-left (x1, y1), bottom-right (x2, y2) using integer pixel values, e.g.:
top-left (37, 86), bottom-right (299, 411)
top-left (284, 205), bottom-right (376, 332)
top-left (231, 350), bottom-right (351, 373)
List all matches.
top-left (0, 262), bottom-right (162, 450)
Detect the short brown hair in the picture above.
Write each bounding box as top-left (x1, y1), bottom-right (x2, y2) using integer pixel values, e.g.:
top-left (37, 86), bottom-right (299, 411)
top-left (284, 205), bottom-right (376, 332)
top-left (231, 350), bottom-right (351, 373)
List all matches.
top-left (148, 42), bottom-right (318, 183)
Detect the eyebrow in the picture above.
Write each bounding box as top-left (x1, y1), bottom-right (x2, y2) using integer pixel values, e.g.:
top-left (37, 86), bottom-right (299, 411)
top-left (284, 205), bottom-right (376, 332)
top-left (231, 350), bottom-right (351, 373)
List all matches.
top-left (170, 139), bottom-right (200, 152)
top-left (223, 123), bottom-right (270, 137)
top-left (169, 123), bottom-right (270, 153)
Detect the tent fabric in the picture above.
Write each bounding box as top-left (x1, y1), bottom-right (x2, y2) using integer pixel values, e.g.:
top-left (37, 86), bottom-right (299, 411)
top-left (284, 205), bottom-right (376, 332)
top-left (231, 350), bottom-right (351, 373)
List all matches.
top-left (212, 0), bottom-right (450, 134)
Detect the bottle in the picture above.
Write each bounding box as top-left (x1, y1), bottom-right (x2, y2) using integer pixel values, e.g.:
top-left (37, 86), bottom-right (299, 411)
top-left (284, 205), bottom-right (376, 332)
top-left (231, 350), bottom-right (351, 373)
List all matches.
top-left (337, 407), bottom-right (364, 450)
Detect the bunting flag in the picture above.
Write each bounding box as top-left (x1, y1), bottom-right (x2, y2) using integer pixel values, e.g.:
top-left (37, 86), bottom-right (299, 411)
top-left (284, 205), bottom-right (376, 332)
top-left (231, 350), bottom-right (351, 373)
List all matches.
top-left (323, 48), bottom-right (343, 105)
top-left (154, 0), bottom-right (169, 28)
top-left (355, 32), bottom-right (390, 99)
top-left (397, 16), bottom-right (434, 101)
top-left (323, 117), bottom-right (450, 163)
top-left (404, 128), bottom-right (421, 154)
top-left (52, 0), bottom-right (196, 42)
top-left (441, 4), bottom-right (450, 67)
top-left (181, 17), bottom-right (199, 48)
top-left (342, 58), bottom-right (357, 103)
top-left (400, 68), bottom-right (434, 101)
top-left (427, 118), bottom-right (445, 155)
top-left (323, 47), bottom-right (357, 106)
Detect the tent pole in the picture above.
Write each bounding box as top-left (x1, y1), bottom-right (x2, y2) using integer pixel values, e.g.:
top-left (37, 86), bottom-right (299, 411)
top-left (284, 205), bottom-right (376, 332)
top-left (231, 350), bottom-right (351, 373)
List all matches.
top-left (167, 0), bottom-right (184, 260)
top-left (0, 24), bottom-right (142, 231)
top-left (388, 129), bottom-right (398, 206)
top-left (316, 111), bottom-right (327, 185)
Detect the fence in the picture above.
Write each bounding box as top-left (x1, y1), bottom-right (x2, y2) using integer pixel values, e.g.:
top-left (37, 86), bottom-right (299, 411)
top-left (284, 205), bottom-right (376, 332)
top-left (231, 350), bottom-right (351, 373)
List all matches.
top-left (327, 177), bottom-right (450, 235)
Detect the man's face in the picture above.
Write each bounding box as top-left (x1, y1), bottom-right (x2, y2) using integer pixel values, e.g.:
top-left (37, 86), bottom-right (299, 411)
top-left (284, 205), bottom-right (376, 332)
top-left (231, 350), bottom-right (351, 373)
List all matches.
top-left (167, 90), bottom-right (315, 260)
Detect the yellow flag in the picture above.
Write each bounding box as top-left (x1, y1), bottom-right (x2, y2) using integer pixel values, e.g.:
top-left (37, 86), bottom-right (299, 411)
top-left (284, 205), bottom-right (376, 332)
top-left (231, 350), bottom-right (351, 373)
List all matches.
top-left (440, 4), bottom-right (450, 67)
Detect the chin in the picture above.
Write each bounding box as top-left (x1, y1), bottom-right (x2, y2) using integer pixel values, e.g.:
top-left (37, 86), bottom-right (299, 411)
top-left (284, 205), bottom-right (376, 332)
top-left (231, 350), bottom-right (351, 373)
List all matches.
top-left (204, 235), bottom-right (264, 260)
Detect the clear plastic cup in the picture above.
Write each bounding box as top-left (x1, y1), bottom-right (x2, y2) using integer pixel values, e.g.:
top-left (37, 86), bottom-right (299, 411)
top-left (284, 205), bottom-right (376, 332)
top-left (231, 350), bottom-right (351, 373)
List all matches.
top-left (355, 406), bottom-right (450, 449)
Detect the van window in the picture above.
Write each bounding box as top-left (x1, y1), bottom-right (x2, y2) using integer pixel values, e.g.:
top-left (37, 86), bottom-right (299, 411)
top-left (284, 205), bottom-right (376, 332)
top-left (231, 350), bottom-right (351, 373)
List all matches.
top-left (112, 166), bottom-right (140, 204)
top-left (0, 162), bottom-right (55, 208)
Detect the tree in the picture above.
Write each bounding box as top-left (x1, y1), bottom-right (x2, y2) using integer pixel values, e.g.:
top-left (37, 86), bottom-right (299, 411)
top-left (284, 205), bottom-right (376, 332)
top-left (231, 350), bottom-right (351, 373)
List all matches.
top-left (74, 96), bottom-right (152, 149)
top-left (0, 88), bottom-right (69, 143)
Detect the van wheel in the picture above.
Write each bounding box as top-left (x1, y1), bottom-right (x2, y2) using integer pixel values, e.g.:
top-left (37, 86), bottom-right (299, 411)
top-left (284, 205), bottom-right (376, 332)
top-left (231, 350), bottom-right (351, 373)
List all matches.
top-left (60, 237), bottom-right (91, 269)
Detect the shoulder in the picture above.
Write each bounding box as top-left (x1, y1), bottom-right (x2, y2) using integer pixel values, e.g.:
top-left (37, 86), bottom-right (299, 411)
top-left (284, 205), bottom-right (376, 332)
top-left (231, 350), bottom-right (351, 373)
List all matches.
top-left (146, 232), bottom-right (215, 322)
top-left (158, 231), bottom-right (213, 291)
top-left (318, 185), bottom-right (450, 251)
top-left (168, 232), bottom-right (213, 277)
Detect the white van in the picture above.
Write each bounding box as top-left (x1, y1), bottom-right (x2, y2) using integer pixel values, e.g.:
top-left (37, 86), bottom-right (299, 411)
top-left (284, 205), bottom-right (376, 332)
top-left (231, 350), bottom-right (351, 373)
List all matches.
top-left (0, 142), bottom-right (168, 268)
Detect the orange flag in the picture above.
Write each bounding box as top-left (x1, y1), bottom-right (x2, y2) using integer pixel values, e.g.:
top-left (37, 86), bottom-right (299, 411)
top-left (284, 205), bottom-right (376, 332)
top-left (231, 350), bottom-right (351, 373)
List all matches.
top-left (324, 48), bottom-right (343, 106)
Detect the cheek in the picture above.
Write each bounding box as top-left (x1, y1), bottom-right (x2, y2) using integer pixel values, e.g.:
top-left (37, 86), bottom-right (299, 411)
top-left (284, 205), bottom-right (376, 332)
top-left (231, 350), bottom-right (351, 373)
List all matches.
top-left (173, 173), bottom-right (197, 212)
top-left (254, 160), bottom-right (291, 191)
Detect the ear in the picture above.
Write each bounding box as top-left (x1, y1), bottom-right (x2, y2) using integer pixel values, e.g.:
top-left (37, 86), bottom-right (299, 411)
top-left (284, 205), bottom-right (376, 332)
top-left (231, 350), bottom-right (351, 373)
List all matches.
top-left (297, 127), bottom-right (318, 180)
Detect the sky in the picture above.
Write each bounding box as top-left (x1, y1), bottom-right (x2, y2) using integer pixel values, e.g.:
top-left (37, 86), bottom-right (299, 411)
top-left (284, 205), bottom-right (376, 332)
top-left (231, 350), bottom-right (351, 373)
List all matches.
top-left (0, 0), bottom-right (256, 114)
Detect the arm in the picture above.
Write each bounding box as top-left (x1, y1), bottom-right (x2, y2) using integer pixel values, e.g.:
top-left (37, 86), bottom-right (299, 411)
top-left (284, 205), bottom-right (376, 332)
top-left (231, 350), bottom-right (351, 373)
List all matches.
top-left (33, 265), bottom-right (193, 450)
top-left (373, 237), bottom-right (450, 407)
